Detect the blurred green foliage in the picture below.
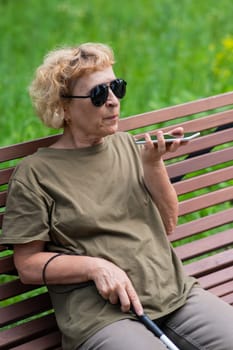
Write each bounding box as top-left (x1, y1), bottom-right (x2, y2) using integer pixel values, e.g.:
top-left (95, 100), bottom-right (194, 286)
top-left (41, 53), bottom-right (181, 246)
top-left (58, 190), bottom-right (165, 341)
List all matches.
top-left (0, 0), bottom-right (233, 146)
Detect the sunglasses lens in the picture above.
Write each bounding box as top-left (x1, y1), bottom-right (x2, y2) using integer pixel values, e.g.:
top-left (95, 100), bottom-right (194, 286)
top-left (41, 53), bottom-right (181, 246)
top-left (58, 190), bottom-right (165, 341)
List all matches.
top-left (90, 84), bottom-right (108, 107)
top-left (110, 79), bottom-right (127, 99)
top-left (90, 79), bottom-right (127, 107)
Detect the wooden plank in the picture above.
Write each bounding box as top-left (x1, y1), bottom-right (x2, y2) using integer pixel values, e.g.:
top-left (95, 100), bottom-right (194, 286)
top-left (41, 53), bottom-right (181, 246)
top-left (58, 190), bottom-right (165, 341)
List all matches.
top-left (0, 313), bottom-right (58, 349)
top-left (170, 208), bottom-right (233, 241)
top-left (133, 111), bottom-right (233, 142)
top-left (183, 249), bottom-right (233, 277)
top-left (178, 187), bottom-right (233, 216)
top-left (10, 331), bottom-right (61, 350)
top-left (0, 255), bottom-right (15, 274)
top-left (0, 279), bottom-right (39, 301)
top-left (166, 142), bottom-right (233, 174)
top-left (162, 109), bottom-right (233, 133)
top-left (208, 281), bottom-right (233, 298)
top-left (0, 191), bottom-right (7, 208)
top-left (0, 213), bottom-right (3, 229)
top-left (0, 135), bottom-right (61, 163)
top-left (198, 266), bottom-right (233, 289)
top-left (118, 91), bottom-right (233, 131)
top-left (0, 168), bottom-right (14, 186)
top-left (0, 244), bottom-right (7, 252)
top-left (0, 293), bottom-right (52, 327)
top-left (173, 166), bottom-right (233, 195)
top-left (175, 230), bottom-right (233, 261)
top-left (221, 293), bottom-right (233, 305)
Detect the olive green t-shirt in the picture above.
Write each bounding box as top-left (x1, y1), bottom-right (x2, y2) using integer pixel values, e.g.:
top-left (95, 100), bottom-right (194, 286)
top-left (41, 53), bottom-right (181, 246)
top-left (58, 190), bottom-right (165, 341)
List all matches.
top-left (1, 132), bottom-right (196, 350)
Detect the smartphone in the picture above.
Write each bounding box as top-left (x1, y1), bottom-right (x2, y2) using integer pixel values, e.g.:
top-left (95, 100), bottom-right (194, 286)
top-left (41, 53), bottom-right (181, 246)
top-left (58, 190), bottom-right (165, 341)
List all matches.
top-left (135, 132), bottom-right (200, 145)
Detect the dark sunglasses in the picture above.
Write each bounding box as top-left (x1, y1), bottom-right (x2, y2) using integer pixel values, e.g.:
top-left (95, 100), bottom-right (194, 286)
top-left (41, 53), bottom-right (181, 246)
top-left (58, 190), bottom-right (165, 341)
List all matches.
top-left (62, 78), bottom-right (127, 107)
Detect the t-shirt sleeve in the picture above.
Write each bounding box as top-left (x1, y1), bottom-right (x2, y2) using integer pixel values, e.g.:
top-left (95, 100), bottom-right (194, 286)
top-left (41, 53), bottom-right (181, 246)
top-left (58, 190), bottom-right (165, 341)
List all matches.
top-left (0, 179), bottom-right (51, 247)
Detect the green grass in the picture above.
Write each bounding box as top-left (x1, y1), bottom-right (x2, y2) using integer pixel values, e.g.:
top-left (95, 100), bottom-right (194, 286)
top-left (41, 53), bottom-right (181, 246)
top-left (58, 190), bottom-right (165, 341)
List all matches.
top-left (0, 0), bottom-right (233, 146)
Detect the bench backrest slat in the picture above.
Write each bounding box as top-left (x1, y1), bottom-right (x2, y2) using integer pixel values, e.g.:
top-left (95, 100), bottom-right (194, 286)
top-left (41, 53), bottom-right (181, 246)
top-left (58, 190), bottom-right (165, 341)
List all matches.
top-left (10, 331), bottom-right (62, 350)
top-left (0, 279), bottom-right (40, 301)
top-left (178, 187), bottom-right (233, 216)
top-left (0, 255), bottom-right (14, 274)
top-left (185, 249), bottom-right (233, 277)
top-left (197, 265), bottom-right (233, 290)
top-left (0, 313), bottom-right (59, 349)
top-left (171, 208), bottom-right (233, 241)
top-left (173, 166), bottom-right (233, 195)
top-left (119, 91), bottom-right (233, 131)
top-left (175, 229), bottom-right (233, 261)
top-left (0, 293), bottom-right (52, 327)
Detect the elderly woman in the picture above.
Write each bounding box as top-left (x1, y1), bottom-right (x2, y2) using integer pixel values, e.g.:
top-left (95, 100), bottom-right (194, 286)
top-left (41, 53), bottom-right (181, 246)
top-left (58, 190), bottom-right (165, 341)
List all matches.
top-left (1, 43), bottom-right (233, 350)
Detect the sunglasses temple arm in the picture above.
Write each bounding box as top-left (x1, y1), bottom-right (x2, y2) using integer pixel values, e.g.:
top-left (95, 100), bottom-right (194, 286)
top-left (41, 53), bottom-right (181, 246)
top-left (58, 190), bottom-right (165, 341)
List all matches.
top-left (61, 95), bottom-right (91, 99)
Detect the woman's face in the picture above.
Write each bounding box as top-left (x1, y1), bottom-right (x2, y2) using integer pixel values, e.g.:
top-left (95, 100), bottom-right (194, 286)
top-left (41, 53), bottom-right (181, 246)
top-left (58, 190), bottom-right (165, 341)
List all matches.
top-left (65, 66), bottom-right (121, 145)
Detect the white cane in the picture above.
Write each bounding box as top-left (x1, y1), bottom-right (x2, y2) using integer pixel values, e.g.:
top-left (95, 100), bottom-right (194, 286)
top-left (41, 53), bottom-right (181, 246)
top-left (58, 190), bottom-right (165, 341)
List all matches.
top-left (131, 307), bottom-right (180, 350)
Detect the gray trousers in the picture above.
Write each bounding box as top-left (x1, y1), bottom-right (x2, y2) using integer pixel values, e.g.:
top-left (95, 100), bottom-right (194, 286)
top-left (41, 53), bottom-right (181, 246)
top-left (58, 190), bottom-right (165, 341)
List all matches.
top-left (79, 286), bottom-right (233, 350)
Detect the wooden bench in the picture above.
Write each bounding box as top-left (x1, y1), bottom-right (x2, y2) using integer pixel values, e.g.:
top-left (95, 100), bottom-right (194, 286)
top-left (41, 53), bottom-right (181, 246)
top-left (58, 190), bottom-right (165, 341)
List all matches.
top-left (0, 91), bottom-right (233, 349)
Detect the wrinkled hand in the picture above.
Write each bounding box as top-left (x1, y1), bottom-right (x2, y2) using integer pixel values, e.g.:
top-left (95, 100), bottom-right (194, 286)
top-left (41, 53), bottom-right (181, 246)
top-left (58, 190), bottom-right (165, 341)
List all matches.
top-left (89, 258), bottom-right (143, 316)
top-left (141, 127), bottom-right (184, 165)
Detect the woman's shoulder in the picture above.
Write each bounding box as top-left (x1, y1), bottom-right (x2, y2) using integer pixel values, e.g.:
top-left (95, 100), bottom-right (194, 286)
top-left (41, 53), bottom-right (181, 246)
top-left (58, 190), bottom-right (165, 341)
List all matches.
top-left (11, 149), bottom-right (52, 181)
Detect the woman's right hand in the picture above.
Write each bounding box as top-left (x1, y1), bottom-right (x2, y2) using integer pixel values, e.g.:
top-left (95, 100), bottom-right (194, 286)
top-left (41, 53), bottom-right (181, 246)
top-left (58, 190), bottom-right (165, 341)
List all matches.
top-left (88, 257), bottom-right (144, 316)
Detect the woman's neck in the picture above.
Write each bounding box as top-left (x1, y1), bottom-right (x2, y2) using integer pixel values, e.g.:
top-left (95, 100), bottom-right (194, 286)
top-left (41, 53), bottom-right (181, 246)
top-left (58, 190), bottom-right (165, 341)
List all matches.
top-left (50, 128), bottom-right (104, 149)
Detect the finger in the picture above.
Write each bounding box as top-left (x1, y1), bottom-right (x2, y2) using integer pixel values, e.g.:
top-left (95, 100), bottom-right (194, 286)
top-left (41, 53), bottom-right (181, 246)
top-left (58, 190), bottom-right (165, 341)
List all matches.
top-left (109, 292), bottom-right (119, 305)
top-left (97, 282), bottom-right (112, 300)
top-left (168, 139), bottom-right (181, 152)
top-left (117, 286), bottom-right (132, 313)
top-left (126, 285), bottom-right (144, 316)
top-left (144, 133), bottom-right (154, 148)
top-left (156, 131), bottom-right (166, 153)
top-left (169, 127), bottom-right (184, 137)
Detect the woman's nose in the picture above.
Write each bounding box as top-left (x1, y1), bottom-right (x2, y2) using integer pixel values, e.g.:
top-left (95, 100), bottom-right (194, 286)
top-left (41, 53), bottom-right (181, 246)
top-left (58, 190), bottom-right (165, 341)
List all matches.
top-left (105, 88), bottom-right (119, 106)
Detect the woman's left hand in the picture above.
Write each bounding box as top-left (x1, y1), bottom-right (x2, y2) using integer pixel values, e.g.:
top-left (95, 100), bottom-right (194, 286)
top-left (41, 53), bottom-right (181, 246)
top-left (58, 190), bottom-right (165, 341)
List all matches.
top-left (140, 127), bottom-right (184, 165)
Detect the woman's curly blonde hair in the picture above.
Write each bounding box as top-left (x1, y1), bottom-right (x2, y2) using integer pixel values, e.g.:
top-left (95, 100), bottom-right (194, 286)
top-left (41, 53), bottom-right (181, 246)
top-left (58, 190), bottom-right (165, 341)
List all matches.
top-left (29, 43), bottom-right (115, 128)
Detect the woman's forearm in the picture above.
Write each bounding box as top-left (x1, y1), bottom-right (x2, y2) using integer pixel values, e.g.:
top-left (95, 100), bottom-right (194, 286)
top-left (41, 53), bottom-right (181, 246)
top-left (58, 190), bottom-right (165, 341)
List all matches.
top-left (14, 242), bottom-right (97, 285)
top-left (20, 252), bottom-right (98, 285)
top-left (13, 242), bottom-right (144, 315)
top-left (143, 159), bottom-right (178, 235)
